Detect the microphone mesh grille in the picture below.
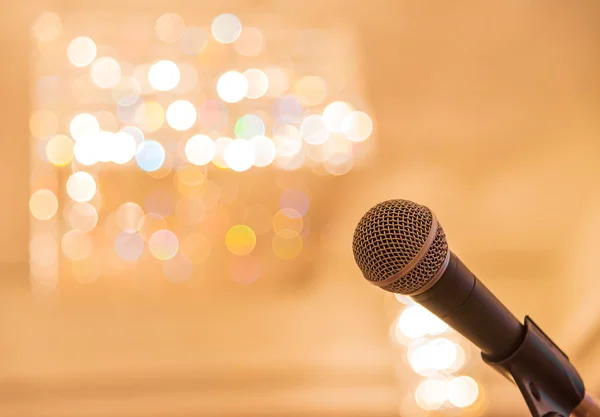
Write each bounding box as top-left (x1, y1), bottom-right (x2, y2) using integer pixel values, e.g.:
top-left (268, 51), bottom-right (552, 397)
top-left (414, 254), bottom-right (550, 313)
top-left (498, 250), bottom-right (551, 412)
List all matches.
top-left (352, 199), bottom-right (449, 294)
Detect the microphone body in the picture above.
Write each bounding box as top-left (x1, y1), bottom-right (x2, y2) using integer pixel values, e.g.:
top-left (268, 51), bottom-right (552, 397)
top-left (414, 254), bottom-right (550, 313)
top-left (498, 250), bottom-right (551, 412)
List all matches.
top-left (412, 252), bottom-right (523, 361)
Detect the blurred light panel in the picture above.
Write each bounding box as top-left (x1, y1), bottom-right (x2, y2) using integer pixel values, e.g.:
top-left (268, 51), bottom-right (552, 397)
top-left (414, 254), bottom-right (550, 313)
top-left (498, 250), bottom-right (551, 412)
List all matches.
top-left (407, 338), bottom-right (461, 376)
top-left (226, 225), bottom-right (256, 256)
top-left (448, 376), bottom-right (479, 408)
top-left (300, 115), bottom-right (329, 145)
top-left (394, 294), bottom-right (415, 305)
top-left (30, 110), bottom-right (58, 138)
top-left (243, 69), bottom-right (268, 99)
top-left (185, 135), bottom-right (215, 166)
top-left (70, 113), bottom-right (99, 140)
top-left (323, 101), bottom-right (353, 132)
top-left (217, 71), bottom-right (248, 103)
top-left (234, 27), bottom-right (263, 56)
top-left (211, 14), bottom-right (242, 44)
top-left (114, 232), bottom-right (144, 262)
top-left (32, 12), bottom-right (62, 42)
top-left (68, 36), bottom-right (97, 67)
top-left (343, 111), bottom-right (373, 142)
top-left (148, 60), bottom-right (180, 91)
top-left (250, 136), bottom-right (276, 167)
top-left (135, 140), bottom-right (165, 172)
top-left (67, 202), bottom-right (98, 231)
top-left (46, 134), bottom-right (74, 166)
top-left (180, 27), bottom-right (208, 55)
top-left (148, 229), bottom-right (179, 260)
top-left (66, 171), bottom-right (96, 202)
top-left (30, 234), bottom-right (58, 267)
top-left (166, 100), bottom-right (196, 131)
top-left (155, 13), bottom-right (185, 43)
top-left (224, 139), bottom-right (255, 172)
top-left (90, 57), bottom-right (122, 89)
top-left (30, 189), bottom-right (58, 220)
top-left (235, 115), bottom-right (265, 139)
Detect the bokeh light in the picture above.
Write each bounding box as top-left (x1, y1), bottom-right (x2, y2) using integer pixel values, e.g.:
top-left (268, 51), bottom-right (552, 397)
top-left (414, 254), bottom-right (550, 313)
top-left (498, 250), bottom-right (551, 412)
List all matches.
top-left (114, 232), bottom-right (144, 262)
top-left (61, 230), bottom-right (93, 261)
top-left (229, 255), bottom-right (260, 284)
top-left (280, 189), bottom-right (309, 216)
top-left (29, 189), bottom-right (58, 220)
top-left (90, 57), bottom-right (122, 89)
top-left (397, 304), bottom-right (450, 339)
top-left (68, 36), bottom-right (97, 67)
top-left (69, 113), bottom-right (99, 140)
top-left (30, 234), bottom-right (58, 267)
top-left (295, 76), bottom-right (327, 106)
top-left (272, 232), bottom-right (303, 260)
top-left (211, 14), bottom-right (242, 44)
top-left (162, 254), bottom-right (193, 282)
top-left (224, 139), bottom-right (255, 172)
top-left (67, 202), bottom-right (98, 232)
top-left (112, 77), bottom-right (141, 106)
top-left (235, 115), bottom-right (265, 139)
top-left (120, 126), bottom-right (144, 149)
top-left (394, 294), bottom-right (415, 305)
top-left (46, 134), bottom-right (74, 166)
top-left (135, 140), bottom-right (165, 172)
top-left (225, 225), bottom-right (256, 256)
top-left (273, 124), bottom-right (302, 157)
top-left (243, 69), bottom-right (268, 99)
top-left (166, 100), bottom-right (196, 131)
top-left (180, 27), bottom-right (208, 55)
top-left (136, 101), bottom-right (165, 132)
top-left (234, 27), bottom-right (264, 56)
top-left (110, 131), bottom-right (137, 164)
top-left (197, 100), bottom-right (228, 130)
top-left (30, 110), bottom-right (58, 138)
top-left (264, 67), bottom-right (289, 97)
top-left (273, 208), bottom-right (303, 234)
top-left (185, 135), bottom-right (215, 166)
top-left (300, 115), bottom-right (329, 145)
top-left (180, 232), bottom-right (211, 264)
top-left (217, 71), bottom-right (248, 103)
top-left (155, 13), bottom-right (186, 43)
top-left (448, 376), bottom-right (479, 408)
top-left (66, 171), bottom-right (96, 202)
top-left (32, 11), bottom-right (62, 43)
top-left (415, 379), bottom-right (449, 411)
top-left (250, 136), bottom-right (276, 167)
top-left (148, 229), bottom-right (179, 260)
top-left (138, 213), bottom-right (167, 242)
top-left (273, 95), bottom-right (303, 123)
top-left (322, 101), bottom-right (353, 132)
top-left (212, 137), bottom-right (232, 169)
top-left (148, 60), bottom-right (180, 91)
top-left (116, 202), bottom-right (144, 233)
top-left (73, 133), bottom-right (99, 166)
top-left (342, 111), bottom-right (373, 142)
top-left (407, 338), bottom-right (461, 376)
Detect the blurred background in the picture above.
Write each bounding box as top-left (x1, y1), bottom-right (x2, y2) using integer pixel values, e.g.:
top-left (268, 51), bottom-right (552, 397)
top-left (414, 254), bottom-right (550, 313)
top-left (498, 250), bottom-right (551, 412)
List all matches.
top-left (1, 0), bottom-right (600, 416)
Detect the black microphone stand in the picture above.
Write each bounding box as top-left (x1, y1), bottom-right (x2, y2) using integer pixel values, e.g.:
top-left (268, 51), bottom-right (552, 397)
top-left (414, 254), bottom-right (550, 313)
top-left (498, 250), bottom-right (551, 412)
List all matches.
top-left (482, 317), bottom-right (600, 417)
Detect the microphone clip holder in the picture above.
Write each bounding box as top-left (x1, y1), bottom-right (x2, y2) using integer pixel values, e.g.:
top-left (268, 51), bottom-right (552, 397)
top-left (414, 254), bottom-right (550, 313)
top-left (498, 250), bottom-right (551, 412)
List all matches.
top-left (482, 317), bottom-right (585, 417)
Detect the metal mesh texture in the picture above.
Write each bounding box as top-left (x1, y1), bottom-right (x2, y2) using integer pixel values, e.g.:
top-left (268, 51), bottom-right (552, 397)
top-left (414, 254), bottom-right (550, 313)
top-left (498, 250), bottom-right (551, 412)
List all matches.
top-left (352, 199), bottom-right (449, 294)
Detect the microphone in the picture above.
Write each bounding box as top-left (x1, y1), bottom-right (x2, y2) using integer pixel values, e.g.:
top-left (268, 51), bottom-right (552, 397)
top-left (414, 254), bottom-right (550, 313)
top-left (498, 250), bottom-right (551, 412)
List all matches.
top-left (352, 199), bottom-right (599, 417)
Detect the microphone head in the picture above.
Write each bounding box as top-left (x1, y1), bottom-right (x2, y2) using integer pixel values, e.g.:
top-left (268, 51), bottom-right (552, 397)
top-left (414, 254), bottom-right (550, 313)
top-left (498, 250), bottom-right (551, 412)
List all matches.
top-left (352, 199), bottom-right (450, 295)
